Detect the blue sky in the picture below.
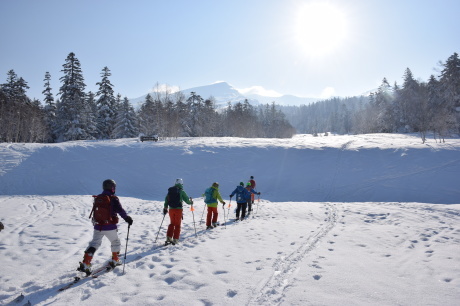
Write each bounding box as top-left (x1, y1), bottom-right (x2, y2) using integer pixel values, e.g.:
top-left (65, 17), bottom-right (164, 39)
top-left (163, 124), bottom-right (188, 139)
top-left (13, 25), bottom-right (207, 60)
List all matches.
top-left (1, 0), bottom-right (459, 101)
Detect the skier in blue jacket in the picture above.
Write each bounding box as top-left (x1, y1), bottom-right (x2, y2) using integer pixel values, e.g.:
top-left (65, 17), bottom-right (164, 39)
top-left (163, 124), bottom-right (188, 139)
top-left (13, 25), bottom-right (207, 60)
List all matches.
top-left (230, 182), bottom-right (252, 220)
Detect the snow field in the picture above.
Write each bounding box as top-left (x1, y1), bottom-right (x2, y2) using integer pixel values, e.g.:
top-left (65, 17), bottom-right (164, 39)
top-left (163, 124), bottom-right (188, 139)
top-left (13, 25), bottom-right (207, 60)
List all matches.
top-left (0, 134), bottom-right (459, 305)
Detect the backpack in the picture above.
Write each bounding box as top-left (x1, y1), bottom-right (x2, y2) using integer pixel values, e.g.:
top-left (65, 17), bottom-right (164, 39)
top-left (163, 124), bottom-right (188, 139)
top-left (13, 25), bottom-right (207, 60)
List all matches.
top-left (235, 187), bottom-right (246, 202)
top-left (89, 194), bottom-right (115, 225)
top-left (204, 187), bottom-right (215, 204)
top-left (167, 186), bottom-right (182, 208)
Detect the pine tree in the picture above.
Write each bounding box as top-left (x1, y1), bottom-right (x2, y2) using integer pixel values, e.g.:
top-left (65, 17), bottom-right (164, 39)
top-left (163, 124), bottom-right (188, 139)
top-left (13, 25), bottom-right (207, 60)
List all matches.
top-left (96, 66), bottom-right (116, 139)
top-left (83, 91), bottom-right (98, 139)
top-left (57, 52), bottom-right (89, 141)
top-left (138, 93), bottom-right (155, 136)
top-left (439, 52), bottom-right (460, 133)
top-left (399, 68), bottom-right (420, 132)
top-left (186, 92), bottom-right (204, 137)
top-left (42, 71), bottom-right (57, 142)
top-left (113, 97), bottom-right (139, 138)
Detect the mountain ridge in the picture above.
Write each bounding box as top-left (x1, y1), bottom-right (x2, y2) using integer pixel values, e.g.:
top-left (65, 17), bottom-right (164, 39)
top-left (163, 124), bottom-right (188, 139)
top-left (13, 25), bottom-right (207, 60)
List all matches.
top-left (129, 81), bottom-right (319, 108)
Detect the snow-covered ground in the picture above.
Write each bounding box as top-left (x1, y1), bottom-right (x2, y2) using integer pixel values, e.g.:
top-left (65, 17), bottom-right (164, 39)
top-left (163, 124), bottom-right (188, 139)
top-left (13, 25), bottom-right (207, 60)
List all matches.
top-left (1, 134), bottom-right (459, 305)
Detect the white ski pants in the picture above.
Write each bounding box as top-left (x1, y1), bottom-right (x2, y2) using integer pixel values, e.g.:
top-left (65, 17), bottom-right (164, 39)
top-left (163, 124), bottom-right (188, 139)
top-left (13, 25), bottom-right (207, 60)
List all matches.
top-left (88, 229), bottom-right (121, 253)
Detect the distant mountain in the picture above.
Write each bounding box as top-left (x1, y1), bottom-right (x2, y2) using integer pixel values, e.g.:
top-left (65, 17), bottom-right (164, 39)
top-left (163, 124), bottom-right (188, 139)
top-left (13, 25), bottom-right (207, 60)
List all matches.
top-left (246, 93), bottom-right (318, 106)
top-left (129, 81), bottom-right (319, 109)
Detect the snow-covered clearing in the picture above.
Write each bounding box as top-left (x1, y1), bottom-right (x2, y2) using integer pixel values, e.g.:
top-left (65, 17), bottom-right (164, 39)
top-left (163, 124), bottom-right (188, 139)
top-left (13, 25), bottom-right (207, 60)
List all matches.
top-left (1, 134), bottom-right (459, 305)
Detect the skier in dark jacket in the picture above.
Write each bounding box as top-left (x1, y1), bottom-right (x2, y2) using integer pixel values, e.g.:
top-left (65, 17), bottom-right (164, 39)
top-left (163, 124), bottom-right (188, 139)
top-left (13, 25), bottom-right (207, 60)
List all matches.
top-left (78, 179), bottom-right (133, 275)
top-left (229, 182), bottom-right (251, 221)
top-left (163, 178), bottom-right (193, 245)
top-left (245, 182), bottom-right (260, 215)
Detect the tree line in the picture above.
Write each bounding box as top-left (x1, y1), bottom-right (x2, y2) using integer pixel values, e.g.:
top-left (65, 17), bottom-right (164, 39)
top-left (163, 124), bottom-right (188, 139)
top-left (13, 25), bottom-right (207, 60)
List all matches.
top-left (0, 52), bottom-right (295, 143)
top-left (282, 52), bottom-right (460, 142)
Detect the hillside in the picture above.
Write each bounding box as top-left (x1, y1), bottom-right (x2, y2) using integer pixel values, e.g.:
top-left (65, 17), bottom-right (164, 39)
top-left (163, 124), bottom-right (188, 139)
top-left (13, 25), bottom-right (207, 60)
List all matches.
top-left (1, 134), bottom-right (459, 204)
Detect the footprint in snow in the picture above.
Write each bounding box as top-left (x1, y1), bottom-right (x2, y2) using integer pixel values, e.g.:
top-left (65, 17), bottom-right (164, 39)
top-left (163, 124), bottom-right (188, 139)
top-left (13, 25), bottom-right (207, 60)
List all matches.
top-left (164, 277), bottom-right (177, 285)
top-left (227, 290), bottom-right (237, 297)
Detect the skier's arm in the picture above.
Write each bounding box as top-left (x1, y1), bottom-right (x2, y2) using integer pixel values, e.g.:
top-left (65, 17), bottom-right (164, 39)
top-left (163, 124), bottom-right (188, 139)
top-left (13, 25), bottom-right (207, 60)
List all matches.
top-left (214, 190), bottom-right (225, 204)
top-left (181, 190), bottom-right (193, 205)
top-left (112, 197), bottom-right (128, 220)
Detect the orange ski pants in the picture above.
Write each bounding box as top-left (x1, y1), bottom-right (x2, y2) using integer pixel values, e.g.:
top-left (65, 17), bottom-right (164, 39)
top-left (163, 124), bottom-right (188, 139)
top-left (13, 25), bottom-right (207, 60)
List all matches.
top-left (167, 209), bottom-right (183, 239)
top-left (206, 206), bottom-right (218, 226)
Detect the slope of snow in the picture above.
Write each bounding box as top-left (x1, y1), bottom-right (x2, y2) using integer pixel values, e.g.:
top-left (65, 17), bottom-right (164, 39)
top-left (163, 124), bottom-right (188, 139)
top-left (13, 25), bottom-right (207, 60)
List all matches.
top-left (0, 134), bottom-right (459, 305)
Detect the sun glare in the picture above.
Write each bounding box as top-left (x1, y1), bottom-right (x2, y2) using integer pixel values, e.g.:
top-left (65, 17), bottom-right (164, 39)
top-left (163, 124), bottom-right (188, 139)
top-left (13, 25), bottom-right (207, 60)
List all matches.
top-left (294, 2), bottom-right (348, 57)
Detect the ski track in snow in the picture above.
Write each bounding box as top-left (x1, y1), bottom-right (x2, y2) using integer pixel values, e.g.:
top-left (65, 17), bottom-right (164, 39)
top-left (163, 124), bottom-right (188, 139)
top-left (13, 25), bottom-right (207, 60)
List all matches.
top-left (1, 197), bottom-right (459, 305)
top-left (250, 202), bottom-right (339, 305)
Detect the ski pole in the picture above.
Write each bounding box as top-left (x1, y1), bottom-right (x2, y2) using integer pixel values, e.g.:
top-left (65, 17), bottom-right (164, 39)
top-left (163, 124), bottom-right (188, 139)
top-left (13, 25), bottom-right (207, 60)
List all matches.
top-left (255, 194), bottom-right (260, 214)
top-left (190, 198), bottom-right (197, 237)
top-left (199, 202), bottom-right (206, 225)
top-left (222, 202), bottom-right (227, 229)
top-left (122, 224), bottom-right (131, 275)
top-left (154, 213), bottom-right (166, 243)
top-left (227, 198), bottom-right (232, 216)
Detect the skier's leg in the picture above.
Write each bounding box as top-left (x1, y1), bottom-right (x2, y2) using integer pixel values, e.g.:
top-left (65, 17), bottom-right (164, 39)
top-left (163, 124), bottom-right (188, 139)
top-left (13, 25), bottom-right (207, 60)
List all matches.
top-left (105, 229), bottom-right (121, 253)
top-left (206, 206), bottom-right (212, 227)
top-left (212, 207), bottom-right (219, 225)
top-left (242, 203), bottom-right (247, 219)
top-left (171, 209), bottom-right (182, 240)
top-left (166, 209), bottom-right (174, 240)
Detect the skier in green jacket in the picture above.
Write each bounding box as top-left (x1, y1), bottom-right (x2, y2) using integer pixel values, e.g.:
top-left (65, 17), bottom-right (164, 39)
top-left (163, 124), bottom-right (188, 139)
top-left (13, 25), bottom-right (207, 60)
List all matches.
top-left (163, 178), bottom-right (193, 245)
top-left (203, 182), bottom-right (225, 229)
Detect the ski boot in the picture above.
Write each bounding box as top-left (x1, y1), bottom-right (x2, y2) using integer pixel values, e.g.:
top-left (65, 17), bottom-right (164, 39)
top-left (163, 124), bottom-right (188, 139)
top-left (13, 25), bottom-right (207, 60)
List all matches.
top-left (165, 236), bottom-right (174, 245)
top-left (109, 252), bottom-right (122, 268)
top-left (77, 252), bottom-right (93, 275)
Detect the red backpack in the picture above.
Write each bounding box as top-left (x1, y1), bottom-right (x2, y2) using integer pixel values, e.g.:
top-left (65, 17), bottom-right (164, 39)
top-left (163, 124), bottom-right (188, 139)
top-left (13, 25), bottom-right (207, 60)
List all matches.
top-left (89, 194), bottom-right (118, 225)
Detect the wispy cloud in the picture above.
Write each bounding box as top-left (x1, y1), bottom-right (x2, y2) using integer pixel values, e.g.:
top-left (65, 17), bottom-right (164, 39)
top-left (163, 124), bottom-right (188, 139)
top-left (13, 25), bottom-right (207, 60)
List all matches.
top-left (149, 83), bottom-right (181, 94)
top-left (238, 85), bottom-right (283, 97)
top-left (320, 87), bottom-right (335, 99)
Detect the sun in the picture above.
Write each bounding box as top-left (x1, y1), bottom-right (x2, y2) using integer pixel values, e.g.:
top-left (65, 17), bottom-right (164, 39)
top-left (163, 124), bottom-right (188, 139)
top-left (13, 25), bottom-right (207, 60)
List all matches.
top-left (294, 2), bottom-right (348, 57)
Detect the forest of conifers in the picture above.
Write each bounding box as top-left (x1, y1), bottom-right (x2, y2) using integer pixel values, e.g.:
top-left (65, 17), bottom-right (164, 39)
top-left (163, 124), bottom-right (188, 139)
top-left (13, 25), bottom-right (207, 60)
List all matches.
top-left (1, 52), bottom-right (459, 143)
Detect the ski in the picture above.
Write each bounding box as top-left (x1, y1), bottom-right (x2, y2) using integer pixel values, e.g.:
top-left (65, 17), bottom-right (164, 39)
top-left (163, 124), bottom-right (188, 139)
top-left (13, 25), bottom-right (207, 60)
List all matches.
top-left (58, 264), bottom-right (113, 291)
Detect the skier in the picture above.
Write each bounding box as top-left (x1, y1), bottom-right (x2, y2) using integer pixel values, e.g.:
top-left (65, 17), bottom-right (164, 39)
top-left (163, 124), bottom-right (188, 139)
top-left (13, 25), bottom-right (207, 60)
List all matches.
top-left (245, 182), bottom-right (260, 215)
top-left (78, 179), bottom-right (133, 274)
top-left (204, 182), bottom-right (225, 229)
top-left (0, 221), bottom-right (4, 232)
top-left (249, 175), bottom-right (257, 206)
top-left (229, 182), bottom-right (251, 221)
top-left (163, 178), bottom-right (193, 245)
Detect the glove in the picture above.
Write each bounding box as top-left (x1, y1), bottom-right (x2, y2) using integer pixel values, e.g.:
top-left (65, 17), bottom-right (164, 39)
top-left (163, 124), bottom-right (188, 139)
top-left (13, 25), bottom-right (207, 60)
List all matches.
top-left (125, 216), bottom-right (133, 226)
top-left (258, 192), bottom-right (261, 195)
top-left (222, 201), bottom-right (226, 206)
top-left (229, 195), bottom-right (233, 198)
top-left (163, 208), bottom-right (168, 215)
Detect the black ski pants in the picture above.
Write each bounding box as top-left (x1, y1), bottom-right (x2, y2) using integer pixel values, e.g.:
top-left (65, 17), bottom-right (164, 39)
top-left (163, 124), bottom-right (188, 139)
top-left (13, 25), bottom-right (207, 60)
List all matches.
top-left (236, 202), bottom-right (247, 219)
